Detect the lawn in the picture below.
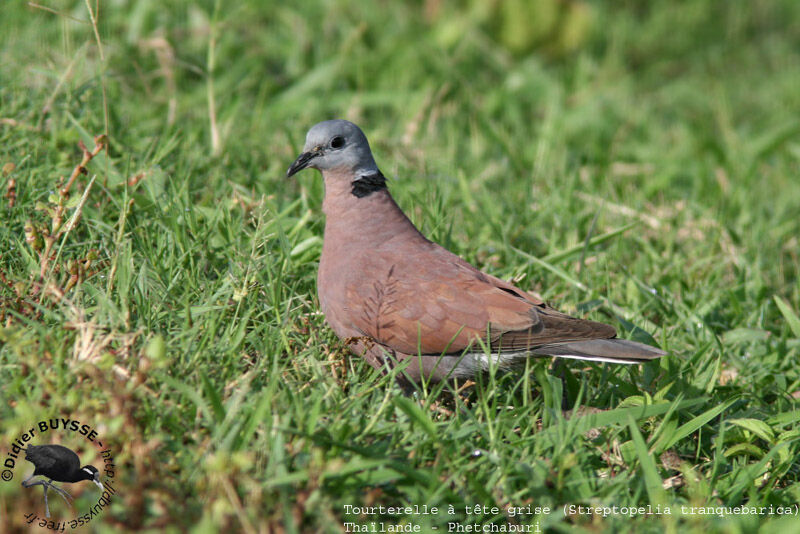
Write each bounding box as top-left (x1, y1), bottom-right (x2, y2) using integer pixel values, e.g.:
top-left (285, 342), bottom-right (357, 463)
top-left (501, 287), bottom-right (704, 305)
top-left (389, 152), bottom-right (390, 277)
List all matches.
top-left (1, 1), bottom-right (800, 532)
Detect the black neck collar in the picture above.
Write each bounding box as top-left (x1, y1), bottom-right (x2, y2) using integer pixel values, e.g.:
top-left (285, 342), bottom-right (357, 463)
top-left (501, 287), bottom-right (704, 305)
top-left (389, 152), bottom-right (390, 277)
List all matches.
top-left (351, 170), bottom-right (387, 198)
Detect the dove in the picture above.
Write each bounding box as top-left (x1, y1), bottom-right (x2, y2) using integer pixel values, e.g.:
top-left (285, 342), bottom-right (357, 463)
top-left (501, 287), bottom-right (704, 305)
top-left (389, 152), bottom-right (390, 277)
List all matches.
top-left (287, 120), bottom-right (665, 384)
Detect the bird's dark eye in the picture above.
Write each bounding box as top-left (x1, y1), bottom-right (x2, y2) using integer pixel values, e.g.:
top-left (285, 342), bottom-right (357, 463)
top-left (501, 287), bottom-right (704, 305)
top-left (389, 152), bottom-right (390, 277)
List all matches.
top-left (330, 136), bottom-right (345, 149)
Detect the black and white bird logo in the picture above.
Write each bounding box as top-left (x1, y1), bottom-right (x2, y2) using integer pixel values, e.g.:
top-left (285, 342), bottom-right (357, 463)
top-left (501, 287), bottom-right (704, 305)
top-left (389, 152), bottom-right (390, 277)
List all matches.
top-left (21, 444), bottom-right (104, 518)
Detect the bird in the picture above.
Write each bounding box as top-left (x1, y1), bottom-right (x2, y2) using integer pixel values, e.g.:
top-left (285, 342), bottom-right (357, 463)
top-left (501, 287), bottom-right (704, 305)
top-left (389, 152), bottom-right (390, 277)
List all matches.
top-left (22, 444), bottom-right (104, 518)
top-left (287, 119), bottom-right (666, 385)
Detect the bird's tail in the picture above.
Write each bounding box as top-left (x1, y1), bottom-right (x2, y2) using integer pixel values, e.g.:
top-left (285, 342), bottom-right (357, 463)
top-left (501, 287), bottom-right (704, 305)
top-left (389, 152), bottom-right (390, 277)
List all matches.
top-left (531, 338), bottom-right (666, 364)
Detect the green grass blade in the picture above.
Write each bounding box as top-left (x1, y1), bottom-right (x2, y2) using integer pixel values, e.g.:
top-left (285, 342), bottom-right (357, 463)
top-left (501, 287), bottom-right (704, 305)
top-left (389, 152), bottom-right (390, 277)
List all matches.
top-left (393, 396), bottom-right (438, 441)
top-left (661, 398), bottom-right (738, 451)
top-left (774, 296), bottom-right (800, 338)
top-left (628, 416), bottom-right (667, 505)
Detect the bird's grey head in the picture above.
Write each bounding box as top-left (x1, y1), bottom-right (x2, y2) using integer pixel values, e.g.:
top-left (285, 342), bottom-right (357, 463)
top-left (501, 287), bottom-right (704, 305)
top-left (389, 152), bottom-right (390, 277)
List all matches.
top-left (286, 120), bottom-right (379, 178)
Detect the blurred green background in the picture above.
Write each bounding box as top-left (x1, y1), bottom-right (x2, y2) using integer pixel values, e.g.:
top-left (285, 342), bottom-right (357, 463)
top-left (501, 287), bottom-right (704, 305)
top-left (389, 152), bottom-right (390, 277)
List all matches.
top-left (1, 1), bottom-right (800, 532)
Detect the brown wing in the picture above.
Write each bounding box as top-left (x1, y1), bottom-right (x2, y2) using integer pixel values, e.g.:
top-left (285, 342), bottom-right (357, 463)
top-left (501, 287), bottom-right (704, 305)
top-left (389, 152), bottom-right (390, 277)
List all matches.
top-left (344, 243), bottom-right (616, 355)
top-left (491, 304), bottom-right (616, 351)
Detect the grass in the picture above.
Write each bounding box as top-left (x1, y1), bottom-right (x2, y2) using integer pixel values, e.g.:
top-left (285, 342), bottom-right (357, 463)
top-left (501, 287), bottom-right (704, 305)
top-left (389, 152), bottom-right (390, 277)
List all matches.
top-left (1, 0), bottom-right (800, 532)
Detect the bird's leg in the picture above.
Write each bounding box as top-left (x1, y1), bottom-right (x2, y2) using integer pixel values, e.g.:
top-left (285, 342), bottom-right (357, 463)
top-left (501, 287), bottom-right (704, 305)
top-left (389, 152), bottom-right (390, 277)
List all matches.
top-left (20, 477), bottom-right (70, 518)
top-left (45, 480), bottom-right (73, 506)
top-left (42, 483), bottom-right (50, 519)
top-left (20, 477), bottom-right (51, 517)
top-left (28, 479), bottom-right (73, 518)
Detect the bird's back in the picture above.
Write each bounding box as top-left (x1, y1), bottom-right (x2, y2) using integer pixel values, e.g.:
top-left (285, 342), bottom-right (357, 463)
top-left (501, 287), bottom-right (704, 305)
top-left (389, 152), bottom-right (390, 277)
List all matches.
top-left (25, 444), bottom-right (80, 478)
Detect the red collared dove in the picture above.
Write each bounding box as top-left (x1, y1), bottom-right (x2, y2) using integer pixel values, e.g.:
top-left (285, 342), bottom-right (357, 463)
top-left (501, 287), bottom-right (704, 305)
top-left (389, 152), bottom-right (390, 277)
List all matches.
top-left (287, 120), bottom-right (665, 384)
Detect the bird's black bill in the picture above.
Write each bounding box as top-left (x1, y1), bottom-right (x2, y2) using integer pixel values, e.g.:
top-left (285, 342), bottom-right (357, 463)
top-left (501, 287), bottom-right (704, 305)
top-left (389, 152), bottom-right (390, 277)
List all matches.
top-left (286, 151), bottom-right (318, 178)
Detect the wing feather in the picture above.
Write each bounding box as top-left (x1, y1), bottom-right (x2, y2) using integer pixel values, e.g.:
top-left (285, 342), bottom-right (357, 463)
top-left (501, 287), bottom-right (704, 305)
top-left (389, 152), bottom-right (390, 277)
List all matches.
top-left (343, 244), bottom-right (616, 355)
